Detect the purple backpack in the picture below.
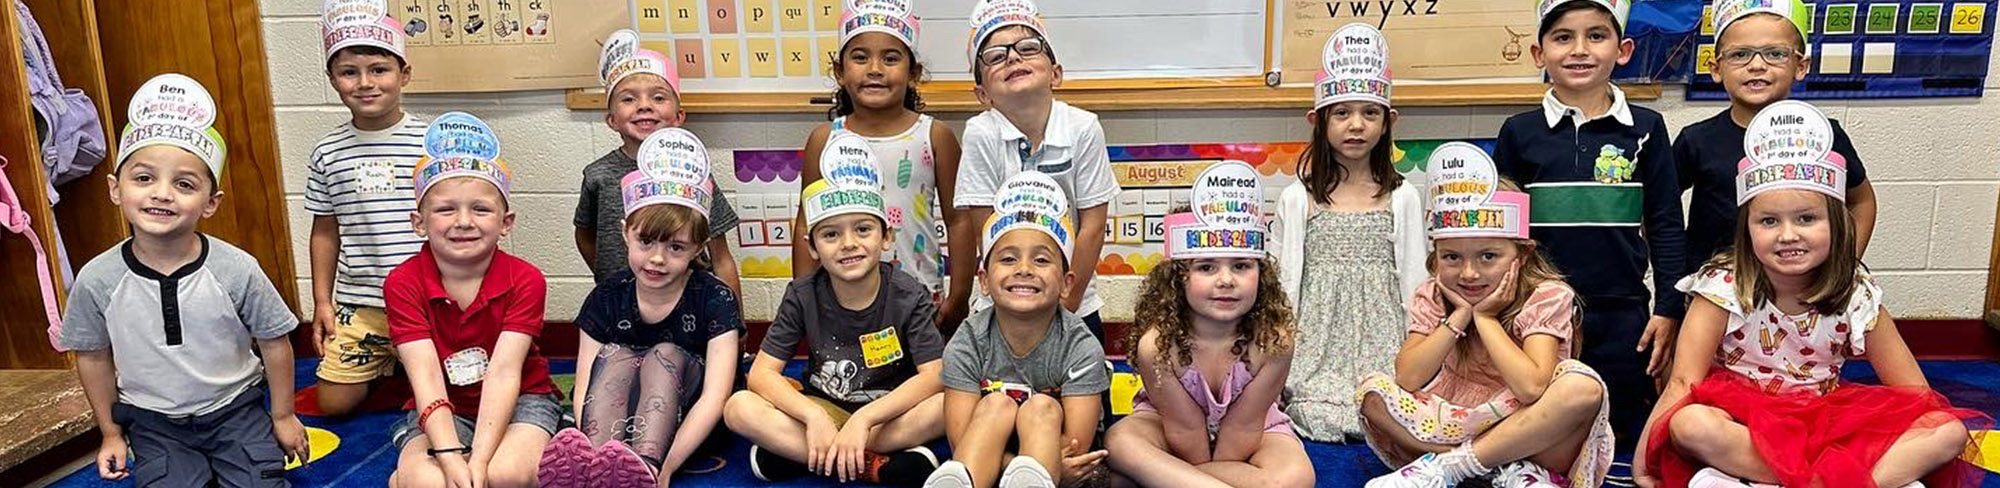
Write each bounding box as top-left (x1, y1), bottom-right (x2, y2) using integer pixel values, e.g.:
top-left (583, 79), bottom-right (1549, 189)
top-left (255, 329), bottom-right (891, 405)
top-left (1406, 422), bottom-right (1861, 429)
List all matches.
top-left (16, 1), bottom-right (106, 192)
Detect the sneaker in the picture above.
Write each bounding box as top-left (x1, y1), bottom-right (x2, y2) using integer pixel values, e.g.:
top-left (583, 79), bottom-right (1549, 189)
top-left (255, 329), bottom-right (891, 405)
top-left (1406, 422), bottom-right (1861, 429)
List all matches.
top-left (591, 440), bottom-right (660, 488)
top-left (998, 456), bottom-right (1056, 488)
top-left (1491, 461), bottom-right (1561, 488)
top-left (866, 446), bottom-right (942, 486)
top-left (1687, 467), bottom-right (1783, 488)
top-left (923, 460), bottom-right (975, 488)
top-left (749, 444), bottom-right (808, 482)
top-left (537, 428), bottom-right (592, 488)
top-left (1366, 453), bottom-right (1451, 488)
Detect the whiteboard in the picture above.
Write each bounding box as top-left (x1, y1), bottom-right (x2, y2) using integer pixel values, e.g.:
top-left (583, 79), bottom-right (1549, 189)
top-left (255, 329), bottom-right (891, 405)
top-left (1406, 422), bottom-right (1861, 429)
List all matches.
top-left (655, 0), bottom-right (1271, 93)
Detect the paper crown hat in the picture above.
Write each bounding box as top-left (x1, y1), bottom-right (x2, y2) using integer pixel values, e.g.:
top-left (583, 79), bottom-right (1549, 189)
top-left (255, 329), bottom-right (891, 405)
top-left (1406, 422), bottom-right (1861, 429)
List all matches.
top-left (1712, 0), bottom-right (1811, 42)
top-left (1315, 23), bottom-right (1393, 110)
top-left (1427, 142), bottom-right (1531, 240)
top-left (981, 171), bottom-right (1075, 262)
top-left (622, 127), bottom-right (714, 218)
top-left (967, 0), bottom-right (1044, 63)
top-left (1165, 161), bottom-right (1269, 260)
top-left (117, 73), bottom-right (227, 181)
top-left (1537, 0), bottom-right (1631, 32)
top-left (1737, 100), bottom-right (1846, 205)
top-left (414, 112), bottom-right (511, 201)
top-left (599, 29), bottom-right (679, 94)
top-left (843, 0), bottom-right (920, 50)
top-left (802, 132), bottom-right (888, 228)
top-left (322, 0), bottom-right (406, 61)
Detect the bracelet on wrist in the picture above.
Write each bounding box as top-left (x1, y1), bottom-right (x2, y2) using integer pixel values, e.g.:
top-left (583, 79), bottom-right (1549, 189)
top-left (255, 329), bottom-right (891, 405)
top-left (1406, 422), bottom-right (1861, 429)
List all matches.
top-left (418, 398), bottom-right (453, 427)
top-left (426, 445), bottom-right (472, 457)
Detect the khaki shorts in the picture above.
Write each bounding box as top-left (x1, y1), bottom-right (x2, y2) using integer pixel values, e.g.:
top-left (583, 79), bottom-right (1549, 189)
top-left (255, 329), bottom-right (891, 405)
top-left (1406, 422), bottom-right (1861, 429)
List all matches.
top-left (317, 303), bottom-right (398, 383)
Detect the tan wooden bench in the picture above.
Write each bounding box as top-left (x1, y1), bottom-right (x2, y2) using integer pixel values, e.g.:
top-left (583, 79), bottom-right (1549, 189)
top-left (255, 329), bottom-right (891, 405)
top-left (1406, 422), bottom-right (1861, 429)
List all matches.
top-left (0, 369), bottom-right (92, 473)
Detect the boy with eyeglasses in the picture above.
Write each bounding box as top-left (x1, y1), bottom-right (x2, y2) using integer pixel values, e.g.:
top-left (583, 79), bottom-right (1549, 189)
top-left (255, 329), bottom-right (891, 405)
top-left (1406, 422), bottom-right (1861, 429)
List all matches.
top-left (1676, 0), bottom-right (1876, 263)
top-left (955, 0), bottom-right (1119, 343)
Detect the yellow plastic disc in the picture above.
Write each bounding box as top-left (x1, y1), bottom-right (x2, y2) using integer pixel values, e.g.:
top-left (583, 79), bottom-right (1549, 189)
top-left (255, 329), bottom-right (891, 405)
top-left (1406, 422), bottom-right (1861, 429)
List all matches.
top-left (285, 427), bottom-right (342, 470)
top-left (1964, 430), bottom-right (2000, 473)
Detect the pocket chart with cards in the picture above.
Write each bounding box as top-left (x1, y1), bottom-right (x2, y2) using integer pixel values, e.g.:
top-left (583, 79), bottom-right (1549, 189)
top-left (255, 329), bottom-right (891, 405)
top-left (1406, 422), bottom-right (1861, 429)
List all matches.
top-left (1688, 0), bottom-right (1994, 99)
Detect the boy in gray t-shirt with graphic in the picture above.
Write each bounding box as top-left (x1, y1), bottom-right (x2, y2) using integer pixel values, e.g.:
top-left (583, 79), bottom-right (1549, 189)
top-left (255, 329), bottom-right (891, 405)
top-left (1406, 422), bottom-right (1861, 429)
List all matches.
top-left (61, 74), bottom-right (304, 487)
top-left (930, 172), bottom-right (1110, 488)
top-left (724, 136), bottom-right (947, 486)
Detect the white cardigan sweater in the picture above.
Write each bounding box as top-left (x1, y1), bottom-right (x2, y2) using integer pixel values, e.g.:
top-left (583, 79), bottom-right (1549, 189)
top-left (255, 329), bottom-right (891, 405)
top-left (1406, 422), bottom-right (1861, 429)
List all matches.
top-left (1274, 179), bottom-right (1430, 311)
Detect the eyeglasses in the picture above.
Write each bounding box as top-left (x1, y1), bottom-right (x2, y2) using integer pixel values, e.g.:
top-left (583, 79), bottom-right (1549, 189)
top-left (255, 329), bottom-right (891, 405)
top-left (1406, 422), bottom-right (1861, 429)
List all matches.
top-left (977, 37), bottom-right (1050, 66)
top-left (1718, 47), bottom-right (1800, 67)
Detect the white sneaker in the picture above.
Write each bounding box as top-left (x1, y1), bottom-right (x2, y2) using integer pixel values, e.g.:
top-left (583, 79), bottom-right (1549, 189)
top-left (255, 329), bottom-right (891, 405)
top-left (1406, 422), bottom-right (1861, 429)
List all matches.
top-left (1365, 453), bottom-right (1450, 488)
top-left (1491, 461), bottom-right (1560, 488)
top-left (923, 460), bottom-right (975, 488)
top-left (998, 456), bottom-right (1056, 488)
top-left (1687, 467), bottom-right (1784, 488)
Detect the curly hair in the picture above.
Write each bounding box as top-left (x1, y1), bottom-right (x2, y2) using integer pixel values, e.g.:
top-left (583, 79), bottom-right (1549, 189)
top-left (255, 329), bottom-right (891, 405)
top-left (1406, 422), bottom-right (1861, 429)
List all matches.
top-left (1127, 257), bottom-right (1297, 375)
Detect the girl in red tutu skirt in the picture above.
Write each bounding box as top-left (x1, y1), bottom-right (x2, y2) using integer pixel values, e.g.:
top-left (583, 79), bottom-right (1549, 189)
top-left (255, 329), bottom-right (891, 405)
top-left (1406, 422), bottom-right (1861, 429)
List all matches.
top-left (1632, 101), bottom-right (1987, 488)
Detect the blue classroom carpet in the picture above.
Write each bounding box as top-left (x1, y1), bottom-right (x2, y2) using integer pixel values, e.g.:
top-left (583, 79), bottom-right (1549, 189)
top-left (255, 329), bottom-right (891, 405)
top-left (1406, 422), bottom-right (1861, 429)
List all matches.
top-left (47, 359), bottom-right (2000, 487)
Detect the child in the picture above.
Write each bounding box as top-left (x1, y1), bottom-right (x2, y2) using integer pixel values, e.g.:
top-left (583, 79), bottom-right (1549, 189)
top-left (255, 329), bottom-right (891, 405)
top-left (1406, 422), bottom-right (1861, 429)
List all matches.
top-left (63, 73), bottom-right (308, 487)
top-left (956, 0), bottom-right (1120, 340)
top-left (927, 172), bottom-right (1110, 488)
top-left (1106, 162), bottom-right (1316, 488)
top-left (725, 136), bottom-right (947, 486)
top-left (793, 0), bottom-right (976, 328)
top-left (1634, 102), bottom-right (1982, 488)
top-left (1273, 22), bottom-right (1430, 442)
top-left (308, 0), bottom-right (426, 417)
top-left (539, 128), bottom-right (744, 487)
top-left (1492, 0), bottom-right (1687, 450)
top-left (1360, 143), bottom-right (1615, 488)
top-left (386, 113), bottom-right (560, 488)
top-left (577, 30), bottom-right (744, 297)
top-left (1676, 0), bottom-right (1877, 263)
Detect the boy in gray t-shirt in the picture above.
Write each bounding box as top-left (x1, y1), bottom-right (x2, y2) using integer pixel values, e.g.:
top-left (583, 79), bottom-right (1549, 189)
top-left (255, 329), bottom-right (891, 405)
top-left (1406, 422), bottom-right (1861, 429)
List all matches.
top-left (928, 171), bottom-right (1110, 488)
top-left (61, 74), bottom-right (304, 487)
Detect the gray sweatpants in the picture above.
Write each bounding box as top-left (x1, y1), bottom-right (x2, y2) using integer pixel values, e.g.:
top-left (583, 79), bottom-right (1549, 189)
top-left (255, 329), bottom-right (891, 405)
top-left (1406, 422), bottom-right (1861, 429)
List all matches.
top-left (112, 386), bottom-right (288, 488)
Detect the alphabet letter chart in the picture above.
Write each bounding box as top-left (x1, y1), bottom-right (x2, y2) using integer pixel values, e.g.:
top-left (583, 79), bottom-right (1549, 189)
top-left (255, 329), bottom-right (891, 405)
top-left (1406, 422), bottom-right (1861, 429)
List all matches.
top-left (628, 0), bottom-right (846, 92)
top-left (391, 0), bottom-right (631, 92)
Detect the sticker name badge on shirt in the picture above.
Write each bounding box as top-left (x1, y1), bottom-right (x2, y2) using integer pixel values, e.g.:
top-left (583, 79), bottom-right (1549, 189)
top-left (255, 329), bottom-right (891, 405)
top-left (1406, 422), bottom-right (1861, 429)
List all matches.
top-left (355, 159), bottom-right (399, 195)
top-left (859, 326), bottom-right (904, 368)
top-left (443, 347), bottom-right (491, 386)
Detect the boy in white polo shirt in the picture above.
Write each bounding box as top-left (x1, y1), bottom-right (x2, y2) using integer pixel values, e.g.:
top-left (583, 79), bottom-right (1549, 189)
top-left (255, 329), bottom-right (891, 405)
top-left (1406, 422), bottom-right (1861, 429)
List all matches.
top-left (306, 0), bottom-right (426, 417)
top-left (956, 0), bottom-right (1119, 340)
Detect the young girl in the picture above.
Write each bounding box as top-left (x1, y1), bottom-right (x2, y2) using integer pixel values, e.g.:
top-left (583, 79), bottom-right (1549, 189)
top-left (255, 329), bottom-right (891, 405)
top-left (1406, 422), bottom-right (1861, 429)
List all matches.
top-left (1360, 143), bottom-right (1614, 488)
top-left (793, 0), bottom-right (975, 328)
top-left (1633, 102), bottom-right (1982, 488)
top-left (539, 128), bottom-right (744, 488)
top-left (1274, 23), bottom-right (1429, 441)
top-left (1107, 162), bottom-right (1316, 488)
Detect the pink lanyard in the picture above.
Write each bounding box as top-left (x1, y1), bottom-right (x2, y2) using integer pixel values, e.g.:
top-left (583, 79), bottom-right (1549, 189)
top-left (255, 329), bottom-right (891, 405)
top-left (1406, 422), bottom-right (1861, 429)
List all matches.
top-left (0, 156), bottom-right (66, 351)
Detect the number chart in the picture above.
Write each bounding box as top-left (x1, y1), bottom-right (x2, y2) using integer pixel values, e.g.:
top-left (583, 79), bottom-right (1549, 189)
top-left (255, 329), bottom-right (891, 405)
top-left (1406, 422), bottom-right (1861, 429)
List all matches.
top-left (1689, 0), bottom-right (1994, 99)
top-left (725, 140), bottom-right (1484, 278)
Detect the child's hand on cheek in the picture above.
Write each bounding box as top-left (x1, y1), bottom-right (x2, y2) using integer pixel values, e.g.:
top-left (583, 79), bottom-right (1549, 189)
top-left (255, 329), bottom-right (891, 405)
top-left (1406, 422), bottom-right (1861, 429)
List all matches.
top-left (1473, 264), bottom-right (1520, 319)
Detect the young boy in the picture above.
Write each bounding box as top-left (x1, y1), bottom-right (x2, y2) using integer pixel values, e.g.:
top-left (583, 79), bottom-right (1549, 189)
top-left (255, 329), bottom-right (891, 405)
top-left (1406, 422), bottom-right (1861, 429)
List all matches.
top-left (928, 172), bottom-right (1110, 488)
top-left (386, 113), bottom-right (560, 488)
top-left (576, 30), bottom-right (743, 296)
top-left (956, 0), bottom-right (1119, 340)
top-left (1492, 0), bottom-right (1687, 452)
top-left (64, 74), bottom-right (308, 487)
top-left (723, 135), bottom-right (947, 486)
top-left (307, 0), bottom-right (426, 417)
top-left (1677, 0), bottom-right (1877, 263)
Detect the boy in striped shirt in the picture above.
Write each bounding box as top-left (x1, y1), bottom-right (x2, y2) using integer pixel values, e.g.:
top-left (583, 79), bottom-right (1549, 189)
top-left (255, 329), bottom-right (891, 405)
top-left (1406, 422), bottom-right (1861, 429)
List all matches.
top-left (305, 1), bottom-right (426, 417)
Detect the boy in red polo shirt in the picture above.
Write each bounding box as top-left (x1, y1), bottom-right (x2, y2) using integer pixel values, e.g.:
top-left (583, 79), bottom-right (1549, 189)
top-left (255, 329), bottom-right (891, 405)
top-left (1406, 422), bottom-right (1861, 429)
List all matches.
top-left (385, 112), bottom-right (559, 488)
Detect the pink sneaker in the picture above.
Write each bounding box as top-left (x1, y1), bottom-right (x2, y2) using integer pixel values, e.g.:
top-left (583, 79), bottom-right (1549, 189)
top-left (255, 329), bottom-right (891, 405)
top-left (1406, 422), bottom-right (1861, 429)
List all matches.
top-left (537, 428), bottom-right (592, 488)
top-left (590, 440), bottom-right (660, 488)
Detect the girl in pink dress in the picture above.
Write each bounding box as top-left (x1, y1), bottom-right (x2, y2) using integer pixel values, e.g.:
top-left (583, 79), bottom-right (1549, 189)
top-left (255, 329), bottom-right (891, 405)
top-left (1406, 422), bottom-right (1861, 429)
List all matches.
top-left (1104, 162), bottom-right (1316, 488)
top-left (1359, 144), bottom-right (1615, 488)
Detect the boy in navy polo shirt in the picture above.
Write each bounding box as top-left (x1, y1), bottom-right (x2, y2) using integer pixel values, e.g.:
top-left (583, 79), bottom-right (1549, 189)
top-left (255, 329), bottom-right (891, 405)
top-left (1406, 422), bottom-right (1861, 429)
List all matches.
top-left (1676, 0), bottom-right (1876, 264)
top-left (1492, 0), bottom-right (1687, 452)
top-left (63, 74), bottom-right (307, 487)
top-left (385, 113), bottom-right (560, 488)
